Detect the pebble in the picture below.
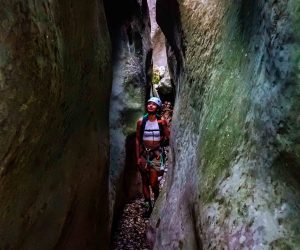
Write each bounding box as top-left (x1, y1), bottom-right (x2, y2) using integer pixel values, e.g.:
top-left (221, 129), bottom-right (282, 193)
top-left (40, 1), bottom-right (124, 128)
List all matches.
top-left (111, 197), bottom-right (151, 250)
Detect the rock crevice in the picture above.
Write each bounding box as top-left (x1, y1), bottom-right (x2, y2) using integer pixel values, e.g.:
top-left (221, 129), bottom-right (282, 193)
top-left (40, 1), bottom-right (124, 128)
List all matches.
top-left (104, 0), bottom-right (152, 237)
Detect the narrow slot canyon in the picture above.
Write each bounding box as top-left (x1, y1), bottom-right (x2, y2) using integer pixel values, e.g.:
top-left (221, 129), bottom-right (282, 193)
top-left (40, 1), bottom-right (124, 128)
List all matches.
top-left (106, 0), bottom-right (174, 248)
top-left (0, 0), bottom-right (300, 250)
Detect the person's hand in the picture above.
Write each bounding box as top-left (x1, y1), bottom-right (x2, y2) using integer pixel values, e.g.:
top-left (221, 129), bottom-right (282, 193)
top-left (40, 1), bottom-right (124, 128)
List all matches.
top-left (161, 137), bottom-right (169, 147)
top-left (137, 157), bottom-right (148, 172)
top-left (137, 157), bottom-right (142, 167)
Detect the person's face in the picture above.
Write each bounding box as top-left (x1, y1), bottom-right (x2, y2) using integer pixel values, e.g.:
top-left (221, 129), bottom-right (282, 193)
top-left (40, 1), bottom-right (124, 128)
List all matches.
top-left (147, 101), bottom-right (158, 113)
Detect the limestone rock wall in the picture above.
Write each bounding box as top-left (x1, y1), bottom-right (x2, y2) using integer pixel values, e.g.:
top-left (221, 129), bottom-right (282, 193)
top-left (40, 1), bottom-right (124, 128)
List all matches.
top-left (0, 1), bottom-right (111, 249)
top-left (104, 0), bottom-right (152, 231)
top-left (151, 0), bottom-right (300, 249)
top-left (147, 0), bottom-right (167, 68)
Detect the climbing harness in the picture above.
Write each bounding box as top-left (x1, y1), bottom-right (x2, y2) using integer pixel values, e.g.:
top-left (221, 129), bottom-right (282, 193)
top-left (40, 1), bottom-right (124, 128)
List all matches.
top-left (141, 146), bottom-right (166, 175)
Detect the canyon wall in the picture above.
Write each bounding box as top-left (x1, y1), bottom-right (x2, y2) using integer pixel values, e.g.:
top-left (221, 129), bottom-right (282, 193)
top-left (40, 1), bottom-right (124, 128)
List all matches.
top-left (104, 0), bottom-right (152, 231)
top-left (147, 0), bottom-right (167, 68)
top-left (0, 0), bottom-right (111, 249)
top-left (151, 0), bottom-right (300, 249)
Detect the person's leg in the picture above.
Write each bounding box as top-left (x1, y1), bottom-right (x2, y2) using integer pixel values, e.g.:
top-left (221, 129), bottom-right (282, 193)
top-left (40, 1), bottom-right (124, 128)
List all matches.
top-left (141, 171), bottom-right (150, 201)
top-left (138, 156), bottom-right (152, 216)
top-left (140, 168), bottom-right (152, 217)
top-left (149, 168), bottom-right (159, 200)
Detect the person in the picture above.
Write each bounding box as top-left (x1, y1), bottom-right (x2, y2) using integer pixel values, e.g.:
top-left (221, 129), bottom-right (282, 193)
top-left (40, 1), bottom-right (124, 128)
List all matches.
top-left (136, 97), bottom-right (169, 217)
top-left (161, 101), bottom-right (173, 129)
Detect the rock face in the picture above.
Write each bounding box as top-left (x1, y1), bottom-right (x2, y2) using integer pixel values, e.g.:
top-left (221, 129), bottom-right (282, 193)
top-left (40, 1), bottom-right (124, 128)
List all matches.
top-left (152, 65), bottom-right (173, 101)
top-left (148, 0), bottom-right (174, 102)
top-left (0, 1), bottom-right (111, 249)
top-left (104, 0), bottom-right (151, 232)
top-left (147, 0), bottom-right (167, 68)
top-left (151, 0), bottom-right (300, 249)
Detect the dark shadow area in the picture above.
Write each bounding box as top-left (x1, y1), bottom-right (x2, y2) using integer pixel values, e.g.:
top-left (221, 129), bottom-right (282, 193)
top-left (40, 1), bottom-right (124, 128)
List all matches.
top-left (145, 49), bottom-right (154, 102)
top-left (157, 78), bottom-right (176, 105)
top-left (277, 152), bottom-right (300, 184)
top-left (103, 0), bottom-right (149, 48)
top-left (124, 133), bottom-right (142, 200)
top-left (237, 0), bottom-right (261, 41)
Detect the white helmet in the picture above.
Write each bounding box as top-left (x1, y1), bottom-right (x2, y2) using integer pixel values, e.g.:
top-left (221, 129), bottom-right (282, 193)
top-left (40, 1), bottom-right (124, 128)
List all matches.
top-left (147, 97), bottom-right (162, 107)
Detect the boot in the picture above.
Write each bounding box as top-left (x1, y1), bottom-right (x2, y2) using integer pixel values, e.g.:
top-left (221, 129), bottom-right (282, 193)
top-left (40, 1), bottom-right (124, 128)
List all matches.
top-left (143, 199), bottom-right (153, 218)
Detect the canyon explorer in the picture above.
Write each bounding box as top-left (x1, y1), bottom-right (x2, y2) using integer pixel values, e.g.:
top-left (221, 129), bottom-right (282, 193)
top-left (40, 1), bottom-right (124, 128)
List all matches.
top-left (136, 97), bottom-right (169, 216)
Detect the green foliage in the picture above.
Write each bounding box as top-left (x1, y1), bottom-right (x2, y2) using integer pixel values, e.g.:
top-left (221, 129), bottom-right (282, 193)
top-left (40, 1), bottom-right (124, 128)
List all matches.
top-left (152, 69), bottom-right (161, 85)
